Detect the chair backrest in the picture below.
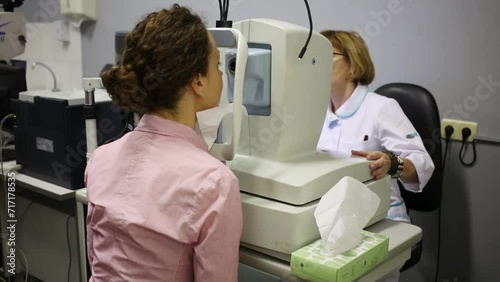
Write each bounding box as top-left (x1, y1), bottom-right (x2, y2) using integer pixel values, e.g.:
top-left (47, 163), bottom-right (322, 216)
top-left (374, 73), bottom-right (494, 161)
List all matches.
top-left (375, 83), bottom-right (443, 212)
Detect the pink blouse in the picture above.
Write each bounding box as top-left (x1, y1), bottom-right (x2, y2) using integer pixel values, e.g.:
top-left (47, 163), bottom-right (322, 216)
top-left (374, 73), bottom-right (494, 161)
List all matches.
top-left (85, 114), bottom-right (243, 281)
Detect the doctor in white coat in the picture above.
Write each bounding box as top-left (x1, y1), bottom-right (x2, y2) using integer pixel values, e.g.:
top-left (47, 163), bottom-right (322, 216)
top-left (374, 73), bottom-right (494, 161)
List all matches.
top-left (316, 30), bottom-right (435, 282)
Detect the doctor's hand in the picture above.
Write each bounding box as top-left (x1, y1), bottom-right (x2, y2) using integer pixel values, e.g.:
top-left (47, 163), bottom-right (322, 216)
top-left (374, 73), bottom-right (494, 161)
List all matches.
top-left (351, 150), bottom-right (391, 179)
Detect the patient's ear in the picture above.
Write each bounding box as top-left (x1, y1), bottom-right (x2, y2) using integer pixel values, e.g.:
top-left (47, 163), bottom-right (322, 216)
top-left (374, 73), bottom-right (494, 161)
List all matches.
top-left (188, 74), bottom-right (205, 98)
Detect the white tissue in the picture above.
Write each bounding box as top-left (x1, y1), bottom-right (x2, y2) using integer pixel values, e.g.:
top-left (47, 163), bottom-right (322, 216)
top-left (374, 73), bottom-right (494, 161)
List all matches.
top-left (195, 104), bottom-right (234, 149)
top-left (314, 176), bottom-right (381, 255)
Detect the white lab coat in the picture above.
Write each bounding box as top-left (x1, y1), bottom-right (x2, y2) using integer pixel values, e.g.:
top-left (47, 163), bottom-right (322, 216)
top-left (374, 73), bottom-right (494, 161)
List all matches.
top-left (317, 84), bottom-right (435, 222)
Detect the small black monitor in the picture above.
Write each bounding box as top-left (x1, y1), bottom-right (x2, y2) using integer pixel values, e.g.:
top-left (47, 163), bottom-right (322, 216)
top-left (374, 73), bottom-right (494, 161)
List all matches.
top-left (0, 60), bottom-right (27, 130)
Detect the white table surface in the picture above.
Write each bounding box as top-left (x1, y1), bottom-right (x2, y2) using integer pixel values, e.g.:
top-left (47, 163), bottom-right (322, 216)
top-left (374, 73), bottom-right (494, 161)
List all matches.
top-left (1, 160), bottom-right (78, 200)
top-left (239, 219), bottom-right (422, 281)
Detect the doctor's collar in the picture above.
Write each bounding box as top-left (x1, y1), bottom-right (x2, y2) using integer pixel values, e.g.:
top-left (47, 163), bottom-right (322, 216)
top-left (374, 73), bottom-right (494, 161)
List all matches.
top-left (332, 84), bottom-right (368, 119)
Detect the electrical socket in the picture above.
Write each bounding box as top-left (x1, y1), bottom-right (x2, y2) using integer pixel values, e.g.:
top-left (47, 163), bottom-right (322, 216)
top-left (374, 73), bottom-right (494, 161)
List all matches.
top-left (441, 119), bottom-right (478, 142)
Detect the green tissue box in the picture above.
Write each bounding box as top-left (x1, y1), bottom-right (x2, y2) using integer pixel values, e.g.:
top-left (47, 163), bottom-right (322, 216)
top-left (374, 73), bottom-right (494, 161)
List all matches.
top-left (290, 230), bottom-right (389, 282)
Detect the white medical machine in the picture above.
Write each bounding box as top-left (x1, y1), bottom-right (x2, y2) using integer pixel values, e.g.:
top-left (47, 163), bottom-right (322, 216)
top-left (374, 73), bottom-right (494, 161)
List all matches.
top-left (220, 19), bottom-right (391, 262)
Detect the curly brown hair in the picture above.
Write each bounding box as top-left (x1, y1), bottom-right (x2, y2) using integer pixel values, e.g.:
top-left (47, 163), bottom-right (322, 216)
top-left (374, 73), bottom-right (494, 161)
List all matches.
top-left (101, 4), bottom-right (211, 113)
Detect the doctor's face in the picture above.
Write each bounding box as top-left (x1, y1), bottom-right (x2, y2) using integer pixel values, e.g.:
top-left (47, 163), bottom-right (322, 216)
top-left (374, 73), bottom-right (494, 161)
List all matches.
top-left (332, 47), bottom-right (351, 90)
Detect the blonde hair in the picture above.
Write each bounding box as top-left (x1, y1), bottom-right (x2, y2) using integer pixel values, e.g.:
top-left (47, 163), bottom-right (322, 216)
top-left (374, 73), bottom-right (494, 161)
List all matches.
top-left (320, 30), bottom-right (375, 85)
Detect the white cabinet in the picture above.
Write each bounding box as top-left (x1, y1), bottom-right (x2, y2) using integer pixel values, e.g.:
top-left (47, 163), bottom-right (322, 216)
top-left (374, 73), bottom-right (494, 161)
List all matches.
top-left (60, 0), bottom-right (96, 21)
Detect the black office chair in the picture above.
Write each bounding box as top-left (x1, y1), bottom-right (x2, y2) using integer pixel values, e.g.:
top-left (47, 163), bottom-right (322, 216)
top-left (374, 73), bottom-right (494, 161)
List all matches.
top-left (375, 83), bottom-right (443, 272)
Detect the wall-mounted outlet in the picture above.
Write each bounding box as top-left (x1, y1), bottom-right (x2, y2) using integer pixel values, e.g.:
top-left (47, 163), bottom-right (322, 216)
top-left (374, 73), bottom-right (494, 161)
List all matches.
top-left (441, 119), bottom-right (478, 142)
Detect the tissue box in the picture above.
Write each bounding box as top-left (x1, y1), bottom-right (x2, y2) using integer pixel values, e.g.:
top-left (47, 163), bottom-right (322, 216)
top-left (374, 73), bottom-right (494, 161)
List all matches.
top-left (290, 230), bottom-right (389, 282)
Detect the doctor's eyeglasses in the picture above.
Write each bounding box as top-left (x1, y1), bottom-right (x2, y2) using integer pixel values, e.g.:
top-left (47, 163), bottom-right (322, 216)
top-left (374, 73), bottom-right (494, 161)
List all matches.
top-left (333, 52), bottom-right (345, 56)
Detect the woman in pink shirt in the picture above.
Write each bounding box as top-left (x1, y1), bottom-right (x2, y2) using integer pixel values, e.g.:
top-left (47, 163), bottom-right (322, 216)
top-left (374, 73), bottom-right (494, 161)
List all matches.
top-left (85, 4), bottom-right (243, 282)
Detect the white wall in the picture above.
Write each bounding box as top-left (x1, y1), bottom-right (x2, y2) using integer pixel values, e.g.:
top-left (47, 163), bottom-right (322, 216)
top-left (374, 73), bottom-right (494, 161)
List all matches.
top-left (16, 0), bottom-right (83, 91)
top-left (15, 21), bottom-right (83, 91)
top-left (82, 0), bottom-right (500, 138)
